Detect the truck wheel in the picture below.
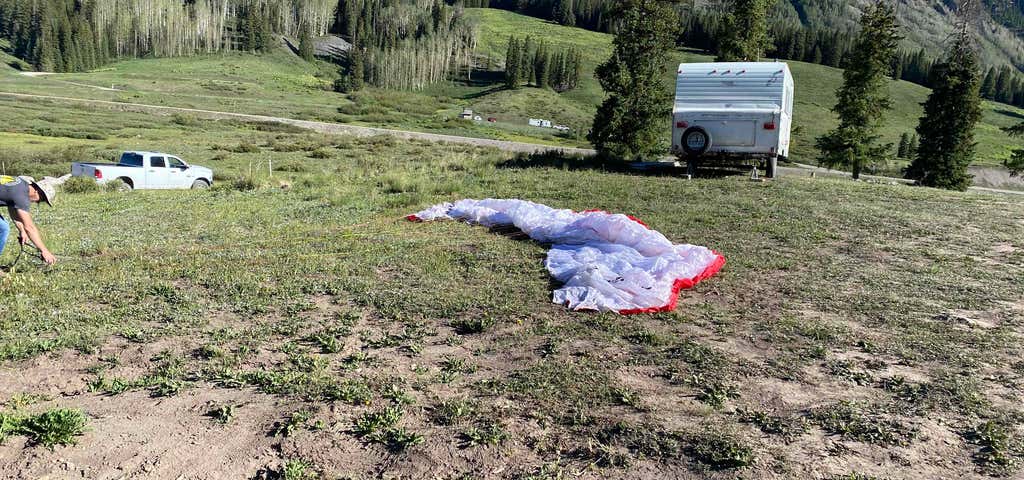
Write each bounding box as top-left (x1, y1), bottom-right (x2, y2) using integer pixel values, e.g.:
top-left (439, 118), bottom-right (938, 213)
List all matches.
top-left (681, 126), bottom-right (711, 156)
top-left (766, 156), bottom-right (778, 179)
top-left (111, 178), bottom-right (133, 192)
top-left (192, 179), bottom-right (210, 189)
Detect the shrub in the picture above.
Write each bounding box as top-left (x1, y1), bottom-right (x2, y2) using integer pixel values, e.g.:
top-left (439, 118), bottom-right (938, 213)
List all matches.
top-left (307, 148), bottom-right (332, 159)
top-left (229, 142), bottom-right (261, 154)
top-left (172, 114), bottom-right (198, 126)
top-left (61, 176), bottom-right (101, 194)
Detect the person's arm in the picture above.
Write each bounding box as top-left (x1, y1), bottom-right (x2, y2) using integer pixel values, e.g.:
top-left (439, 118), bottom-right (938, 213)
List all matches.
top-left (9, 207), bottom-right (26, 244)
top-left (10, 208), bottom-right (56, 265)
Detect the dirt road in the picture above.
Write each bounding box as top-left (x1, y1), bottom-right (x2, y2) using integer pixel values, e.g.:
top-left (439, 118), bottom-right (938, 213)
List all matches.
top-left (0, 91), bottom-right (594, 156)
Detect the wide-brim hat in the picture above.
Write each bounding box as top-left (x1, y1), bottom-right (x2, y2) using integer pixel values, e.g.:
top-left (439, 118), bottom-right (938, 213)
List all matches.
top-left (18, 176), bottom-right (55, 207)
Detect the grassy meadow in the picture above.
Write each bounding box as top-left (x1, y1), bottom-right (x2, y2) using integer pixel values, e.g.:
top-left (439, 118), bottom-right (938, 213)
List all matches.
top-left (0, 92), bottom-right (1022, 478)
top-left (0, 8), bottom-right (1021, 172)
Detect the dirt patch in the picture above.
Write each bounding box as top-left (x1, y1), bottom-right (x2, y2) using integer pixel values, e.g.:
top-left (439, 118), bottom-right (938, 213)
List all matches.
top-left (0, 388), bottom-right (287, 479)
top-left (991, 243), bottom-right (1017, 254)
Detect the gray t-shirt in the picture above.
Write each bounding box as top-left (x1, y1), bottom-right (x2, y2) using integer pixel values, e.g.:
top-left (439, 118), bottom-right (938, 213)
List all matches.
top-left (0, 176), bottom-right (31, 214)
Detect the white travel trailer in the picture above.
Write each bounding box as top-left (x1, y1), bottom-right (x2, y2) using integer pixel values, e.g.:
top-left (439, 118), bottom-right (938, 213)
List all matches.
top-left (671, 61), bottom-right (794, 178)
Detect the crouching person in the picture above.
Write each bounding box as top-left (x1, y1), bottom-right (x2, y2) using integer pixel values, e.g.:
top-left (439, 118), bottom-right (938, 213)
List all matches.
top-left (0, 175), bottom-right (57, 265)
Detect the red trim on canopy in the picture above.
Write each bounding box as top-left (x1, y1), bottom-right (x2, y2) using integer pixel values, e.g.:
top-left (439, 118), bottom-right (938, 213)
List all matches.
top-left (617, 251), bottom-right (726, 315)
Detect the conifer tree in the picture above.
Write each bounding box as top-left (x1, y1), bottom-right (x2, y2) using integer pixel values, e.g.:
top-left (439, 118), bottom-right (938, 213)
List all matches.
top-left (522, 36), bottom-right (534, 84)
top-left (349, 42), bottom-right (365, 90)
top-left (904, 4), bottom-right (982, 191)
top-left (504, 36), bottom-right (520, 89)
top-left (534, 42), bottom-right (550, 88)
top-left (589, 0), bottom-right (678, 161)
top-left (717, 0), bottom-right (773, 61)
top-left (815, 1), bottom-right (901, 179)
top-left (897, 132), bottom-right (910, 158)
top-left (995, 68), bottom-right (1011, 103)
top-left (981, 67), bottom-right (997, 99)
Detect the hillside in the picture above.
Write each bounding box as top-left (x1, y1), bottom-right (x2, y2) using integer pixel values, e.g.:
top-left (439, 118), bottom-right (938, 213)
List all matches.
top-left (0, 8), bottom-right (1020, 174)
top-left (771, 0), bottom-right (1024, 68)
top-left (462, 8), bottom-right (1024, 170)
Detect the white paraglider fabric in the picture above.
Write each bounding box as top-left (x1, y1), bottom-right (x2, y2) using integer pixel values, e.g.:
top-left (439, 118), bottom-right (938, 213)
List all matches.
top-left (408, 199), bottom-right (725, 314)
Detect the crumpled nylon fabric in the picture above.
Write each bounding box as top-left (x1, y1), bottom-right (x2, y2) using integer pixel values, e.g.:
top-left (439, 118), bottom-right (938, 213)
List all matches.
top-left (408, 199), bottom-right (725, 314)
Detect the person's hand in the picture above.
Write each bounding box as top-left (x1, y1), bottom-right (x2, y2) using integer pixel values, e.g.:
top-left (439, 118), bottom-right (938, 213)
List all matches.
top-left (40, 250), bottom-right (56, 265)
top-left (18, 233), bottom-right (26, 245)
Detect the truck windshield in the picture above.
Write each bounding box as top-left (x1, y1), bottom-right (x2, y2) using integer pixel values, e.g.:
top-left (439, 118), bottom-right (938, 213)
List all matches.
top-left (119, 153), bottom-right (144, 167)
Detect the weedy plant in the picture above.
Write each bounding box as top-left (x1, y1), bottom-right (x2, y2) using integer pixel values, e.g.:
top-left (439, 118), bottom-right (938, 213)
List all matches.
top-left (967, 419), bottom-right (1023, 476)
top-left (461, 420), bottom-right (508, 448)
top-left (432, 398), bottom-right (477, 425)
top-left (206, 404), bottom-right (237, 425)
top-left (689, 428), bottom-right (755, 469)
top-left (353, 405), bottom-right (423, 451)
top-left (273, 410), bottom-right (314, 438)
top-left (282, 459), bottom-right (318, 480)
top-left (451, 317), bottom-right (496, 335)
top-left (1, 409), bottom-right (89, 449)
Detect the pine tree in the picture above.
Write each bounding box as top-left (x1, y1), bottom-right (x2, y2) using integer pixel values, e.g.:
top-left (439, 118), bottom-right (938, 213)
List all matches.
top-left (588, 0), bottom-right (678, 161)
top-left (811, 45), bottom-right (822, 64)
top-left (555, 0), bottom-right (576, 27)
top-left (904, 8), bottom-right (981, 191)
top-left (504, 36), bottom-right (520, 89)
top-left (908, 133), bottom-right (919, 158)
top-left (716, 0), bottom-right (773, 61)
top-left (522, 36), bottom-right (534, 84)
top-left (897, 132), bottom-right (910, 158)
top-left (980, 67), bottom-right (997, 99)
top-left (995, 67), bottom-right (1012, 103)
top-left (815, 1), bottom-right (901, 179)
top-left (349, 42), bottom-right (365, 91)
top-left (534, 42), bottom-right (550, 88)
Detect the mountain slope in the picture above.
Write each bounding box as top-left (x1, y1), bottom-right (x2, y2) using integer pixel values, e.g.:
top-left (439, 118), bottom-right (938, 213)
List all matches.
top-left (772, 0), bottom-right (1024, 68)
top-left (464, 8), bottom-right (1024, 169)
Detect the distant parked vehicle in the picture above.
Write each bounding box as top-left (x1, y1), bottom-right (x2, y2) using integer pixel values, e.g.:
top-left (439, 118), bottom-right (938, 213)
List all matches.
top-left (671, 62), bottom-right (794, 178)
top-left (71, 151), bottom-right (214, 190)
top-left (487, 117), bottom-right (497, 123)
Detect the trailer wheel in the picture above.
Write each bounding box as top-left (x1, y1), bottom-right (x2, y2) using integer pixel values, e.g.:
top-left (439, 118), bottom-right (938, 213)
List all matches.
top-left (686, 157), bottom-right (700, 177)
top-left (766, 156), bottom-right (778, 179)
top-left (681, 127), bottom-right (711, 156)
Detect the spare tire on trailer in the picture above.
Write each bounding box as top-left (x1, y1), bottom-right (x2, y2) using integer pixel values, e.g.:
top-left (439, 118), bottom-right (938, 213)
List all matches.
top-left (681, 126), bottom-right (712, 156)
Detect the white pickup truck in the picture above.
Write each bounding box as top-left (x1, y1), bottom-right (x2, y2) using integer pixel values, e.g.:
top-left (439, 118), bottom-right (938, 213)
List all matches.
top-left (71, 151), bottom-right (213, 190)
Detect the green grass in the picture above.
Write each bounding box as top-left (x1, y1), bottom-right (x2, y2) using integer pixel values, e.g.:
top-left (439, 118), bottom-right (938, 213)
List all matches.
top-left (0, 65), bottom-right (1022, 478)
